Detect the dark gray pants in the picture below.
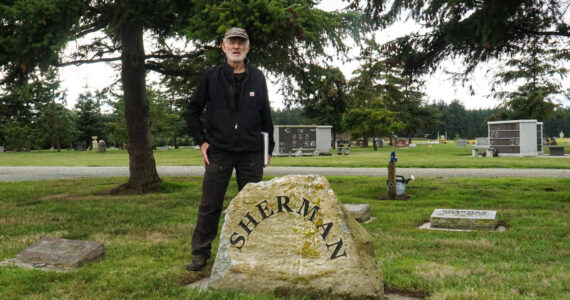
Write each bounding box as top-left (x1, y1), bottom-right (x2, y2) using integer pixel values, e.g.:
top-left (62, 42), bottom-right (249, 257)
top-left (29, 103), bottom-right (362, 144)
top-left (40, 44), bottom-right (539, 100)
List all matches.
top-left (191, 147), bottom-right (264, 258)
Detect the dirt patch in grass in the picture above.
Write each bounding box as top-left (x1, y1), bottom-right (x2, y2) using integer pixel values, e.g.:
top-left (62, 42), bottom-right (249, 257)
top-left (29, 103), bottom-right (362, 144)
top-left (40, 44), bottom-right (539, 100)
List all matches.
top-left (378, 193), bottom-right (412, 200)
top-left (384, 284), bottom-right (429, 299)
top-left (180, 269), bottom-right (211, 286)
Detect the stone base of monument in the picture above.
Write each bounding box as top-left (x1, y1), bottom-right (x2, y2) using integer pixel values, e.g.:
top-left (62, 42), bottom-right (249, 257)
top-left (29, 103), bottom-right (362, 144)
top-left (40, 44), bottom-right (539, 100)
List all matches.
top-left (0, 238), bottom-right (105, 272)
top-left (202, 175), bottom-right (384, 299)
top-left (425, 209), bottom-right (500, 231)
top-left (419, 222), bottom-right (506, 232)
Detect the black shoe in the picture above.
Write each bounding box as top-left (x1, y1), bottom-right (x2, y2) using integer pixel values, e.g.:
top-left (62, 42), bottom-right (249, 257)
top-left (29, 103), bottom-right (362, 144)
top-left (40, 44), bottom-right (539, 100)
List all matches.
top-left (186, 256), bottom-right (208, 271)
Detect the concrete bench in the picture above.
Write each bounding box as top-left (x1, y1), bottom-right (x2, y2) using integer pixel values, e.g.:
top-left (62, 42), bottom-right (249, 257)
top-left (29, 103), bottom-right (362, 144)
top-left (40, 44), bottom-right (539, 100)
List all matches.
top-left (548, 146), bottom-right (566, 156)
top-left (471, 146), bottom-right (495, 157)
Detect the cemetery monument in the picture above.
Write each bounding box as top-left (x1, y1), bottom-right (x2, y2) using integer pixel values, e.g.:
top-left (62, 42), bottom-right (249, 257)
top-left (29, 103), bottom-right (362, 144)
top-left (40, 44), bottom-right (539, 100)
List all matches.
top-left (203, 175), bottom-right (383, 299)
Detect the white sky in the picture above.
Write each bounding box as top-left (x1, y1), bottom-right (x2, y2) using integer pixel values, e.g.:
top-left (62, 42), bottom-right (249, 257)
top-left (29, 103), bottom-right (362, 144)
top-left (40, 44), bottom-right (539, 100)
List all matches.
top-left (59, 1), bottom-right (567, 111)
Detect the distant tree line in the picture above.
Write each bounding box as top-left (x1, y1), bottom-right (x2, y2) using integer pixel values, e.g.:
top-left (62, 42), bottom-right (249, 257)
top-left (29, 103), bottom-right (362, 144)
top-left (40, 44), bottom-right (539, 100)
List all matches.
top-left (0, 74), bottom-right (193, 151)
top-left (271, 102), bottom-right (570, 140)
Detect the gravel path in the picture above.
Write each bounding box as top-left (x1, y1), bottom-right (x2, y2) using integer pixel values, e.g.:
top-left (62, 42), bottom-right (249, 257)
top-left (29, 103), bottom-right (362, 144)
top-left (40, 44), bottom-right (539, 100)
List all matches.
top-left (1, 166), bottom-right (569, 182)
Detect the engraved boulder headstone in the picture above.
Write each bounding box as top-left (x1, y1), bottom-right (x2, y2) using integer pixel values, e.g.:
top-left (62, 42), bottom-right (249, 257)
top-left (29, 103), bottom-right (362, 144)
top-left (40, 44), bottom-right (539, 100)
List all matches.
top-left (207, 175), bottom-right (383, 299)
top-left (16, 238), bottom-right (105, 267)
top-left (430, 209), bottom-right (497, 230)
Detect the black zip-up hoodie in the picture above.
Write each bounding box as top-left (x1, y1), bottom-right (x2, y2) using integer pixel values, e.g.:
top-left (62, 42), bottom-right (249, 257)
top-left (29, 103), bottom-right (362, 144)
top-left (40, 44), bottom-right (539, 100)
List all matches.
top-left (186, 61), bottom-right (275, 154)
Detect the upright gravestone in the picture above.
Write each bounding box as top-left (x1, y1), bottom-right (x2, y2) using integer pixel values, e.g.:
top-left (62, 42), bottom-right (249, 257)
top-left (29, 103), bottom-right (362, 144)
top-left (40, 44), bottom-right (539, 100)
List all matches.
top-left (456, 139), bottom-right (467, 147)
top-left (91, 136), bottom-right (98, 151)
top-left (0, 145), bottom-right (4, 153)
top-left (97, 140), bottom-right (106, 153)
top-left (207, 175), bottom-right (383, 299)
top-left (476, 137), bottom-right (489, 147)
top-left (75, 141), bottom-right (86, 151)
top-left (394, 139), bottom-right (408, 148)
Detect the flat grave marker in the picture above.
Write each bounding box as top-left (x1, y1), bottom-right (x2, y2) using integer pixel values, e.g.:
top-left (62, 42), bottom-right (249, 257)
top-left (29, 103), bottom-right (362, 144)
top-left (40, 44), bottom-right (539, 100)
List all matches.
top-left (16, 238), bottom-right (105, 268)
top-left (430, 209), bottom-right (497, 230)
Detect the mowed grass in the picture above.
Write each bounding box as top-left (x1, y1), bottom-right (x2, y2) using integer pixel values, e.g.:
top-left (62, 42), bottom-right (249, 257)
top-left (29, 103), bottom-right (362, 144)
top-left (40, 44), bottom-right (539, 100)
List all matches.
top-left (0, 176), bottom-right (568, 299)
top-left (0, 141), bottom-right (569, 168)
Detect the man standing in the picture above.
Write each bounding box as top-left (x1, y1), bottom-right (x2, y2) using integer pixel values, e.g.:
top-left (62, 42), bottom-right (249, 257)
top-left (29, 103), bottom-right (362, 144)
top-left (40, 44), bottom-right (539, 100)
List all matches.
top-left (185, 27), bottom-right (275, 271)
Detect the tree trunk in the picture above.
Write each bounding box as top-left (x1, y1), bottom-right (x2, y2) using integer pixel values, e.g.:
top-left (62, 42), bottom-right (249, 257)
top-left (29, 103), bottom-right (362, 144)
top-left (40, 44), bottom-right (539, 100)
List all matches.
top-left (111, 21), bottom-right (161, 194)
top-left (373, 137), bottom-right (377, 151)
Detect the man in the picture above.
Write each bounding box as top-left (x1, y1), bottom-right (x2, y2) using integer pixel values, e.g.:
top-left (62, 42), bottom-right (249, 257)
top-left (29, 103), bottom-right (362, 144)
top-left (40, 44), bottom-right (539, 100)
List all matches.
top-left (185, 27), bottom-right (275, 271)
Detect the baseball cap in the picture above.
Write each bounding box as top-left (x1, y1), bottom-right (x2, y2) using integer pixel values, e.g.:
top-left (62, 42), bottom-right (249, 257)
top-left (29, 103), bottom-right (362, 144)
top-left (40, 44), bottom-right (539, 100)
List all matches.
top-left (224, 27), bottom-right (249, 40)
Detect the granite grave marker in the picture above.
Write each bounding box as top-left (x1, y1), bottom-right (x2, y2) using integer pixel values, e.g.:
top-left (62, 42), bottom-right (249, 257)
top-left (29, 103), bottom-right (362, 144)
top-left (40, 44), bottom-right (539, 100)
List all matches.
top-left (430, 209), bottom-right (497, 230)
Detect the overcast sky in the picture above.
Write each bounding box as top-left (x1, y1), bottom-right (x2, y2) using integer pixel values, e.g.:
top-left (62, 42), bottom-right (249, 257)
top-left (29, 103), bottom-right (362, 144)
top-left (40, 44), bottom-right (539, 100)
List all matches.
top-left (59, 1), bottom-right (567, 111)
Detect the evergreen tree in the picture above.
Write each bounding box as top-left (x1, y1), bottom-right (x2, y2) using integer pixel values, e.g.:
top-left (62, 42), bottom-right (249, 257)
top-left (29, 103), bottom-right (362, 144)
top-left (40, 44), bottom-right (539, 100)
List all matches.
top-left (35, 100), bottom-right (78, 151)
top-left (287, 66), bottom-right (349, 140)
top-left (0, 68), bottom-right (63, 150)
top-left (349, 0), bottom-right (570, 76)
top-left (1, 0), bottom-right (363, 193)
top-left (346, 40), bottom-right (438, 147)
top-left (74, 92), bottom-right (106, 149)
top-left (271, 107), bottom-right (305, 125)
top-left (491, 39), bottom-right (569, 120)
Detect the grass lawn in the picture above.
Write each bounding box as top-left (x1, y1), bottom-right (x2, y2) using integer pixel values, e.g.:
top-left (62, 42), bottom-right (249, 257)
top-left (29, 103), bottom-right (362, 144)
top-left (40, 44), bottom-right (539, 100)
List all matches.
top-left (0, 141), bottom-right (569, 168)
top-left (0, 176), bottom-right (568, 299)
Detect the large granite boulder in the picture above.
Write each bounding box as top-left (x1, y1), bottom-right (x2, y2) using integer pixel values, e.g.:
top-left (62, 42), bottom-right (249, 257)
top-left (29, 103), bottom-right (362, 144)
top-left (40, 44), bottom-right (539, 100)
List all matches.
top-left (208, 175), bottom-right (383, 299)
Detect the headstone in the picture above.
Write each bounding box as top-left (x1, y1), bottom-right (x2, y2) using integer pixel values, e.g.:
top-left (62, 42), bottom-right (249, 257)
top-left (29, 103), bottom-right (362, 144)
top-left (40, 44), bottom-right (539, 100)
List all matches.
top-left (378, 139), bottom-right (385, 147)
top-left (456, 139), bottom-right (467, 147)
top-left (394, 140), bottom-right (408, 148)
top-left (97, 140), bottom-right (106, 152)
top-left (16, 238), bottom-right (105, 267)
top-left (91, 136), bottom-right (98, 151)
top-left (343, 204), bottom-right (371, 222)
top-left (409, 143), bottom-right (416, 147)
top-left (337, 147), bottom-right (343, 155)
top-left (159, 146), bottom-right (169, 151)
top-left (343, 147), bottom-right (350, 155)
top-left (207, 175), bottom-right (383, 299)
top-left (430, 209), bottom-right (497, 230)
top-left (49, 147), bottom-right (55, 151)
top-left (548, 146), bottom-right (565, 156)
top-left (75, 141), bottom-right (87, 151)
top-left (0, 146), bottom-right (4, 153)
top-left (476, 137), bottom-right (488, 147)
